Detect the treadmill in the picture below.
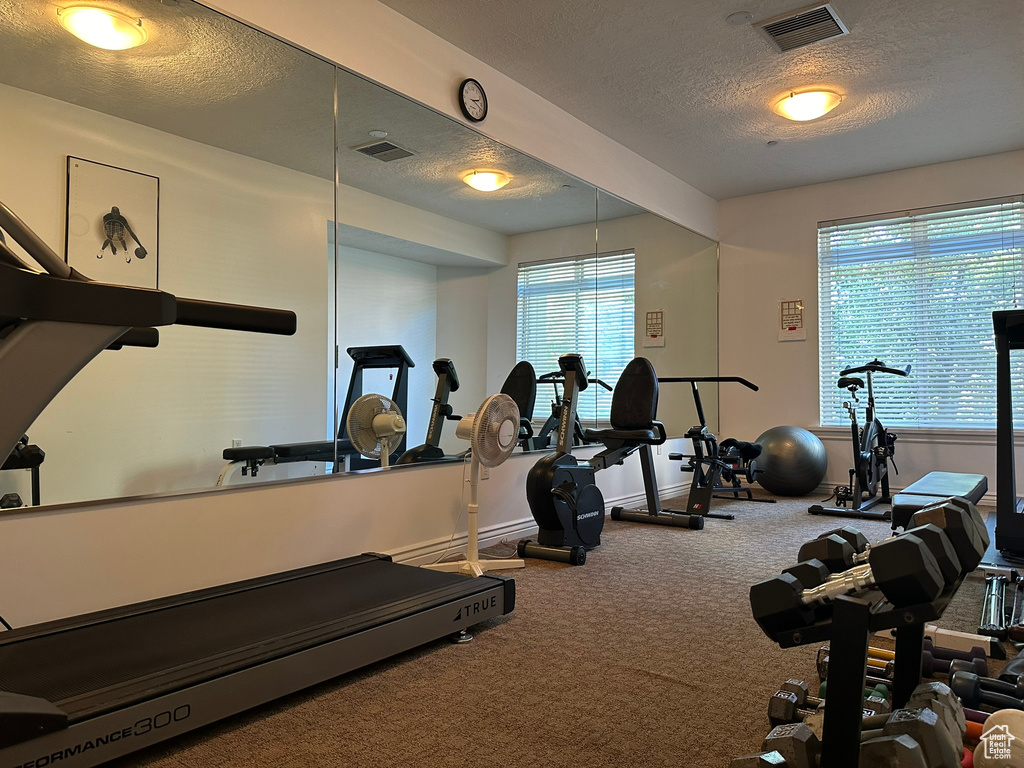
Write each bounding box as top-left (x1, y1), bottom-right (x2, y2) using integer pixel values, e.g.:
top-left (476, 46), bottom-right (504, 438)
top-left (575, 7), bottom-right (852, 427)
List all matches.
top-left (0, 201), bottom-right (515, 767)
top-left (994, 309), bottom-right (1024, 554)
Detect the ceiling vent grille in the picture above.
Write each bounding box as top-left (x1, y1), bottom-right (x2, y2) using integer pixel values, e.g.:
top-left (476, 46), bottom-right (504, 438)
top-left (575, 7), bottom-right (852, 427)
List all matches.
top-left (351, 141), bottom-right (415, 162)
top-left (754, 3), bottom-right (849, 52)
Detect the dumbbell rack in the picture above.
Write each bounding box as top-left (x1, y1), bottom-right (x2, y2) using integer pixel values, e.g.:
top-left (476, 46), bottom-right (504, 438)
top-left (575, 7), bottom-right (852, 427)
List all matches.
top-left (770, 582), bottom-right (962, 768)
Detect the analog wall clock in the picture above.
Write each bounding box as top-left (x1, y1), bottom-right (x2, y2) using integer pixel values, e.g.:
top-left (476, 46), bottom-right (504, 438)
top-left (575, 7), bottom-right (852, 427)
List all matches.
top-left (458, 78), bottom-right (487, 122)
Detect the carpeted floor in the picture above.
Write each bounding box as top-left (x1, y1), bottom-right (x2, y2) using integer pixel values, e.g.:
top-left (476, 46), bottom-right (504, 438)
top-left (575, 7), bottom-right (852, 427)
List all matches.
top-left (113, 492), bottom-right (989, 768)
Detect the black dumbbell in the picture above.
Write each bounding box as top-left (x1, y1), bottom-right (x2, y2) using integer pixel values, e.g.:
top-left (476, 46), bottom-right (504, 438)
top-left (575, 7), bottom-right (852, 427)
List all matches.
top-left (907, 501), bottom-right (987, 574)
top-left (751, 535), bottom-right (945, 638)
top-left (802, 524), bottom-right (964, 588)
top-left (783, 559), bottom-right (831, 588)
top-left (922, 637), bottom-right (987, 664)
top-left (998, 648), bottom-right (1024, 685)
top-left (950, 670), bottom-right (1024, 711)
top-left (797, 533), bottom-right (859, 573)
top-left (923, 650), bottom-right (988, 678)
top-left (948, 662), bottom-right (1024, 699)
top-left (913, 497), bottom-right (990, 550)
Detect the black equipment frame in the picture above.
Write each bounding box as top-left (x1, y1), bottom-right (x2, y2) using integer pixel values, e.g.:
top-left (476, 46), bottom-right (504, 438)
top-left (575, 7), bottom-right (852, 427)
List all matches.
top-left (809, 359), bottom-right (909, 521)
top-left (396, 357), bottom-right (464, 465)
top-left (654, 376), bottom-right (774, 520)
top-left (767, 583), bottom-right (959, 768)
top-left (994, 310), bottom-right (1024, 555)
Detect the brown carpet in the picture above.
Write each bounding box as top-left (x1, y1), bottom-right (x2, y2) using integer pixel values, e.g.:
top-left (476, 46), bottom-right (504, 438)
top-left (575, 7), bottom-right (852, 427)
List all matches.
top-left (113, 492), bottom-right (989, 768)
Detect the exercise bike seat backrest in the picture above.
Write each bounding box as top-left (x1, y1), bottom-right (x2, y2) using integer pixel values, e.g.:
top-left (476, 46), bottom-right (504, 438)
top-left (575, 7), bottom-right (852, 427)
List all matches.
top-left (583, 357), bottom-right (666, 445)
top-left (501, 360), bottom-right (538, 440)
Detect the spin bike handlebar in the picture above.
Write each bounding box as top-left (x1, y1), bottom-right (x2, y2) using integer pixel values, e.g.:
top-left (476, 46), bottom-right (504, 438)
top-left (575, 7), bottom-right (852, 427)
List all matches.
top-left (839, 360), bottom-right (911, 377)
top-left (536, 370), bottom-right (614, 391)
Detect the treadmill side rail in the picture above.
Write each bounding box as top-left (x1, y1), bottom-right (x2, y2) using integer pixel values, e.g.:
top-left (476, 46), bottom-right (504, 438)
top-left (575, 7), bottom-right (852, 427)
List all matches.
top-left (0, 574), bottom-right (512, 768)
top-left (0, 693), bottom-right (69, 750)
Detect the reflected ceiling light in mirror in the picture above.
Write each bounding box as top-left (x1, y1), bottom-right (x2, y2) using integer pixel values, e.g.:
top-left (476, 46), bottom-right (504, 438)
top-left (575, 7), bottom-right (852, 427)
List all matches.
top-left (463, 170), bottom-right (511, 192)
top-left (58, 6), bottom-right (148, 50)
top-left (772, 90), bottom-right (842, 121)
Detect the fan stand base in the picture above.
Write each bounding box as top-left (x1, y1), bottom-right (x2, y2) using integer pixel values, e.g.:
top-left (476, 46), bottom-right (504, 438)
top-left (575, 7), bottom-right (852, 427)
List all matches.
top-left (422, 558), bottom-right (525, 578)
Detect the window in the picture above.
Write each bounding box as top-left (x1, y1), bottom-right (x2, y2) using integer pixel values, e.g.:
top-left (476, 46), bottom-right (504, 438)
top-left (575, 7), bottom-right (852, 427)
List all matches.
top-left (517, 250), bottom-right (635, 423)
top-left (818, 196), bottom-right (1024, 428)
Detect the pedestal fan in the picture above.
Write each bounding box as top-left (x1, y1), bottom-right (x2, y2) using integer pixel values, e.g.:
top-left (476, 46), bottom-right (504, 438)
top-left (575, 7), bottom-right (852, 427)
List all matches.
top-left (424, 393), bottom-right (524, 577)
top-left (346, 393), bottom-right (406, 468)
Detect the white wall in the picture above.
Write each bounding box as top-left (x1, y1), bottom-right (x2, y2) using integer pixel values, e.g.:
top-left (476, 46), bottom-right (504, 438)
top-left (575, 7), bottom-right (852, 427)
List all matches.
top-left (335, 245), bottom-right (438, 446)
top-left (484, 212), bottom-right (719, 436)
top-left (0, 83), bottom-right (333, 504)
top-left (207, 0), bottom-right (718, 241)
top-left (718, 150), bottom-right (1024, 495)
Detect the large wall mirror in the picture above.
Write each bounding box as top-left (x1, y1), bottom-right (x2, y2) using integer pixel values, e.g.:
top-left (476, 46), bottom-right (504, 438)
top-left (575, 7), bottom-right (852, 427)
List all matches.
top-left (0, 0), bottom-right (718, 507)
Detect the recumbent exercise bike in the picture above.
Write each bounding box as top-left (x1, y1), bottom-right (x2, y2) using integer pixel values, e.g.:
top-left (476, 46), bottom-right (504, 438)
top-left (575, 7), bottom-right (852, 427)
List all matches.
top-left (518, 354), bottom-right (703, 565)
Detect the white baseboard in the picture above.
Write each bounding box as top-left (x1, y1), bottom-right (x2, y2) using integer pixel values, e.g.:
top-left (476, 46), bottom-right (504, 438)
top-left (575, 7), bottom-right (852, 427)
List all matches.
top-left (392, 480), bottom-right (691, 565)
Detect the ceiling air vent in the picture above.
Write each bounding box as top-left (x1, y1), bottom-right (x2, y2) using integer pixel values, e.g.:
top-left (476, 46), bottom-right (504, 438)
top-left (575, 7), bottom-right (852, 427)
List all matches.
top-left (753, 3), bottom-right (849, 53)
top-left (351, 140), bottom-right (415, 162)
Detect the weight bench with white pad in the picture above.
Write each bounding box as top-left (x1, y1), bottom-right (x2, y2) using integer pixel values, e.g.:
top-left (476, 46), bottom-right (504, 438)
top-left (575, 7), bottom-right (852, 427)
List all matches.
top-left (890, 471), bottom-right (988, 530)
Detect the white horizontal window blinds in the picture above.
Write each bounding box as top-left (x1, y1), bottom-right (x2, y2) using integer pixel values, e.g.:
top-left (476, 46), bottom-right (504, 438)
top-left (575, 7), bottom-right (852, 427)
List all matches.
top-left (818, 196), bottom-right (1024, 428)
top-left (517, 250), bottom-right (635, 423)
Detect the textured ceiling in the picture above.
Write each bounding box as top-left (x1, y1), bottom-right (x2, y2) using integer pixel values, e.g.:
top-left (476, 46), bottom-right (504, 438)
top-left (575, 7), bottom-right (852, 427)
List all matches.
top-left (380, 0), bottom-right (1024, 200)
top-left (0, 0), bottom-right (641, 237)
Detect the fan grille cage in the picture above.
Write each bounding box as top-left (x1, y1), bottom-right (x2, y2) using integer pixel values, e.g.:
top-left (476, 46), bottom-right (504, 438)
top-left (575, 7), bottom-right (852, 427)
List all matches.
top-left (472, 394), bottom-right (520, 468)
top-left (347, 393), bottom-right (402, 458)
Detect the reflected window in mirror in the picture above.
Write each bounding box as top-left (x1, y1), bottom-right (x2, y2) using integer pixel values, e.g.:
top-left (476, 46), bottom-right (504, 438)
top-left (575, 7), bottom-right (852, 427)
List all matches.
top-left (516, 250), bottom-right (636, 427)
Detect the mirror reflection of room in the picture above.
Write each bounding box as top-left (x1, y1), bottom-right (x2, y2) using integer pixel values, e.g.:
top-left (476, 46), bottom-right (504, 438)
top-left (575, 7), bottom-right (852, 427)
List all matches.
top-left (0, 0), bottom-right (718, 506)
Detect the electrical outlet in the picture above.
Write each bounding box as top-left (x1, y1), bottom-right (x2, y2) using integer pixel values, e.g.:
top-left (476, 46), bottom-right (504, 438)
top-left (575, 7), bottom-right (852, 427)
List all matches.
top-left (232, 439), bottom-right (242, 448)
top-left (480, 466), bottom-right (489, 480)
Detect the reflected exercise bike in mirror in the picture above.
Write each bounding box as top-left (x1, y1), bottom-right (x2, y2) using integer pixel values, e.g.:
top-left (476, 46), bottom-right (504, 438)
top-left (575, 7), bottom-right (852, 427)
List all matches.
top-left (518, 354), bottom-right (705, 566)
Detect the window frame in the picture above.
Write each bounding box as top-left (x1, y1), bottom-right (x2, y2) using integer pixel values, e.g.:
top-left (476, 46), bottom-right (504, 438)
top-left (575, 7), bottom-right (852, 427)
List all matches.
top-left (817, 195), bottom-right (1024, 430)
top-left (516, 248), bottom-right (636, 427)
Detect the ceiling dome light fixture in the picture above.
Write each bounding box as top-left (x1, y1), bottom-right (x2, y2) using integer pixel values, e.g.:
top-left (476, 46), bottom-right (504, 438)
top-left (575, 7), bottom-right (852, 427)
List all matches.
top-left (58, 6), bottom-right (149, 50)
top-left (773, 90), bottom-right (842, 121)
top-left (463, 170), bottom-right (510, 192)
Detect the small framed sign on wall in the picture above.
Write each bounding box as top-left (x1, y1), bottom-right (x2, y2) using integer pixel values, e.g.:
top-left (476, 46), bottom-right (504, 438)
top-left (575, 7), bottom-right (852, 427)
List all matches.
top-left (65, 156), bottom-right (159, 289)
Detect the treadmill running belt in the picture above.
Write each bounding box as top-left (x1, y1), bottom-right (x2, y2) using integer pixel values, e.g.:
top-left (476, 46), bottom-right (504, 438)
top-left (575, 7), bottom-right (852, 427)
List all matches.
top-left (0, 556), bottom-right (487, 720)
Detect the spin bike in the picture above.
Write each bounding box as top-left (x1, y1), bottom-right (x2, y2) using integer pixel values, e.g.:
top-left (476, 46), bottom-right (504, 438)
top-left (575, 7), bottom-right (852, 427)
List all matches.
top-left (396, 358), bottom-right (464, 465)
top-left (657, 376), bottom-right (775, 520)
top-left (526, 368), bottom-right (611, 451)
top-left (808, 359), bottom-right (910, 520)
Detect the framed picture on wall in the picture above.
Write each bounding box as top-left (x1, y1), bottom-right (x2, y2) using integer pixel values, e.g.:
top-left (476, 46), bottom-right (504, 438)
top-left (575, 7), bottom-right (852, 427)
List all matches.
top-left (65, 156), bottom-right (159, 289)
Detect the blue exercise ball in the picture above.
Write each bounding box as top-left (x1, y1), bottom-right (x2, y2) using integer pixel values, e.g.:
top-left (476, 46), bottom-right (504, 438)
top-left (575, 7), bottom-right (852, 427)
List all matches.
top-left (753, 426), bottom-right (828, 497)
